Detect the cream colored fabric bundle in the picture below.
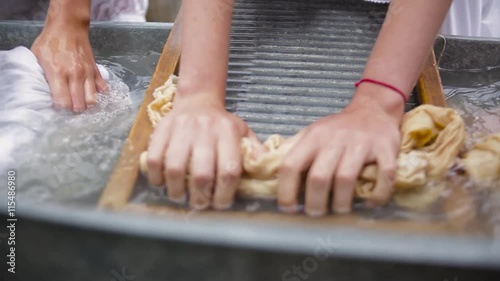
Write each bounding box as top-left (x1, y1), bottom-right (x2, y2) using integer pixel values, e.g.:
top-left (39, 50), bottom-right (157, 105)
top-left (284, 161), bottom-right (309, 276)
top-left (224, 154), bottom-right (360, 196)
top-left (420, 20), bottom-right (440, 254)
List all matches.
top-left (140, 74), bottom-right (497, 207)
top-left (356, 105), bottom-right (466, 202)
top-left (147, 75), bottom-right (178, 127)
top-left (461, 133), bottom-right (500, 184)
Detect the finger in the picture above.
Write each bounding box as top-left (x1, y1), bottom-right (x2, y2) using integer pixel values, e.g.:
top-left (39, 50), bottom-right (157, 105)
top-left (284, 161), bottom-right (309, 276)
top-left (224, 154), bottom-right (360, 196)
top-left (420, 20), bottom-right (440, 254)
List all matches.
top-left (366, 144), bottom-right (398, 207)
top-left (84, 77), bottom-right (97, 107)
top-left (189, 139), bottom-right (216, 210)
top-left (47, 74), bottom-right (72, 110)
top-left (165, 124), bottom-right (193, 203)
top-left (146, 119), bottom-right (173, 186)
top-left (278, 135), bottom-right (317, 213)
top-left (213, 134), bottom-right (242, 210)
top-left (332, 145), bottom-right (368, 214)
top-left (305, 146), bottom-right (343, 217)
top-left (94, 65), bottom-right (109, 93)
top-left (68, 73), bottom-right (86, 112)
top-left (246, 129), bottom-right (266, 154)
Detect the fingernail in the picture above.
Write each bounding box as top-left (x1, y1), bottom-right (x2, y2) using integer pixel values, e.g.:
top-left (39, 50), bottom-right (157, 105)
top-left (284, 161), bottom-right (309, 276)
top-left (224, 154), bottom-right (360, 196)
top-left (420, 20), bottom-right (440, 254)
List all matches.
top-left (73, 106), bottom-right (85, 113)
top-left (86, 97), bottom-right (97, 106)
top-left (192, 202), bottom-right (210, 210)
top-left (279, 205), bottom-right (299, 214)
top-left (213, 202), bottom-right (233, 211)
top-left (306, 209), bottom-right (326, 217)
top-left (364, 200), bottom-right (376, 209)
top-left (334, 207), bottom-right (351, 214)
top-left (168, 193), bottom-right (187, 205)
top-left (192, 197), bottom-right (210, 210)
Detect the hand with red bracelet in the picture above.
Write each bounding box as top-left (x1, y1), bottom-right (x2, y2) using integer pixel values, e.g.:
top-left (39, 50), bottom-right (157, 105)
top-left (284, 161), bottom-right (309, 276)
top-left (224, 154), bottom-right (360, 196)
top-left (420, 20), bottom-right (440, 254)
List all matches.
top-left (277, 82), bottom-right (405, 216)
top-left (276, 0), bottom-right (451, 216)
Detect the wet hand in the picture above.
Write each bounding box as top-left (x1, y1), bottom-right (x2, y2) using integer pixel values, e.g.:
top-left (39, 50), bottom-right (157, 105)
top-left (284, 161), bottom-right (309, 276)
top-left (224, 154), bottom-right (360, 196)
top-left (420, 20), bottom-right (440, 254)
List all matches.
top-left (277, 87), bottom-right (404, 216)
top-left (146, 93), bottom-right (263, 210)
top-left (31, 21), bottom-right (108, 112)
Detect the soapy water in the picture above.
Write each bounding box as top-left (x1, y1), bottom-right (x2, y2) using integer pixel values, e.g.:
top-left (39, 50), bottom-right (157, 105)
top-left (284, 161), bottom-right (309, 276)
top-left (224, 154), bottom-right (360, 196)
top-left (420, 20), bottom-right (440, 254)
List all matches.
top-left (440, 67), bottom-right (500, 138)
top-left (445, 86), bottom-right (500, 143)
top-left (10, 53), bottom-right (159, 207)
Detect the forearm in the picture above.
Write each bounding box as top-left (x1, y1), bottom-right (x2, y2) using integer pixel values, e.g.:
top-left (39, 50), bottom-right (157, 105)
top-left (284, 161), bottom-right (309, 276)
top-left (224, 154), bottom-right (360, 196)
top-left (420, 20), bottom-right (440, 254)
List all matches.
top-left (177, 0), bottom-right (234, 102)
top-left (45, 0), bottom-right (91, 28)
top-left (354, 0), bottom-right (452, 114)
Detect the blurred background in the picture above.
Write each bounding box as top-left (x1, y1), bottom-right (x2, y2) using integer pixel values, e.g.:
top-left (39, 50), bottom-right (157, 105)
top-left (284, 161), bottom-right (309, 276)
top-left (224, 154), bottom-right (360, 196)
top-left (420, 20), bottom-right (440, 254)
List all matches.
top-left (146, 0), bottom-right (181, 22)
top-left (1, 0), bottom-right (498, 38)
top-left (0, 0), bottom-right (182, 22)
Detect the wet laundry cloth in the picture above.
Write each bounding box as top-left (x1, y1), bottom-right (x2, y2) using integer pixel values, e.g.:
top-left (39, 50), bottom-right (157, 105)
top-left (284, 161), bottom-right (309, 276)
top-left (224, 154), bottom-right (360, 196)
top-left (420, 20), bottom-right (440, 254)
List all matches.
top-left (0, 46), bottom-right (111, 173)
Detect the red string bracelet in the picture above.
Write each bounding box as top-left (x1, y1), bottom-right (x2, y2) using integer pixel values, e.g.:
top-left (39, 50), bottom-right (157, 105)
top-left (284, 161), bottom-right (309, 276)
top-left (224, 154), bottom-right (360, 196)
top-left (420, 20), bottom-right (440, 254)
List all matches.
top-left (354, 78), bottom-right (408, 104)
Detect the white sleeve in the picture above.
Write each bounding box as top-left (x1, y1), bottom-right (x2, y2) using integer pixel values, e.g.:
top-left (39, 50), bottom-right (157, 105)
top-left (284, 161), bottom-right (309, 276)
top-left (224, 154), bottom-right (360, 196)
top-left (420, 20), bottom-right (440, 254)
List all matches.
top-left (440, 0), bottom-right (500, 38)
top-left (364, 0), bottom-right (500, 38)
top-left (91, 0), bottom-right (149, 22)
top-left (363, 0), bottom-right (391, 3)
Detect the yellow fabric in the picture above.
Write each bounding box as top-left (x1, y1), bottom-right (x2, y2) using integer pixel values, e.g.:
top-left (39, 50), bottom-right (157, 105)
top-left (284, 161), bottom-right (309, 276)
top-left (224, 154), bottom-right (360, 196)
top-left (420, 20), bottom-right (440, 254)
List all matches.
top-left (147, 75), bottom-right (178, 127)
top-left (355, 105), bottom-right (466, 203)
top-left (461, 133), bottom-right (500, 184)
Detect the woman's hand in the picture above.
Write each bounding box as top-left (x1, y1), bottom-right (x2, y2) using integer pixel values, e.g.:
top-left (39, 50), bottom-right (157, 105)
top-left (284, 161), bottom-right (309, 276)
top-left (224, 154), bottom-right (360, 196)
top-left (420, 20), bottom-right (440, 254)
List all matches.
top-left (277, 83), bottom-right (405, 216)
top-left (146, 93), bottom-right (262, 210)
top-left (31, 0), bottom-right (107, 112)
top-left (145, 0), bottom-right (244, 210)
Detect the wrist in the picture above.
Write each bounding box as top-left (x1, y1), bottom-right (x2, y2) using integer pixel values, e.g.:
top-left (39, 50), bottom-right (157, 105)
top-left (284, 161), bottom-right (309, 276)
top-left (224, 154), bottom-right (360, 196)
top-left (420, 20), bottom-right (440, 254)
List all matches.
top-left (350, 82), bottom-right (405, 121)
top-left (177, 75), bottom-right (227, 103)
top-left (45, 1), bottom-right (91, 31)
top-left (176, 80), bottom-right (226, 108)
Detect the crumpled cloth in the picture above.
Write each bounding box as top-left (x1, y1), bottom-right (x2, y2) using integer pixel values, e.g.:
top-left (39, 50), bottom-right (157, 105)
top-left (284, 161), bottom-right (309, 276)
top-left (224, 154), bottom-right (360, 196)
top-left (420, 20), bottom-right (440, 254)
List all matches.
top-left (140, 75), bottom-right (494, 206)
top-left (461, 133), bottom-right (500, 184)
top-left (356, 104), bottom-right (466, 201)
top-left (0, 46), bottom-right (110, 173)
top-left (147, 74), bottom-right (178, 127)
top-left (0, 46), bottom-right (53, 173)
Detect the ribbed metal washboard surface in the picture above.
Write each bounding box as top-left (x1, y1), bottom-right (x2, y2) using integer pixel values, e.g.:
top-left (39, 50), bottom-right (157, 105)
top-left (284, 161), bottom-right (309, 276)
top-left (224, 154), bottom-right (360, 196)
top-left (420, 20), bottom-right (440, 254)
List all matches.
top-left (226, 0), bottom-right (417, 140)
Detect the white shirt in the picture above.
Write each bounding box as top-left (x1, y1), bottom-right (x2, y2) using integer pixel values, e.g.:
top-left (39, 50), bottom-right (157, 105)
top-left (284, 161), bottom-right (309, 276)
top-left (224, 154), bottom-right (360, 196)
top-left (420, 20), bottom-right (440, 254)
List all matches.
top-left (365, 0), bottom-right (500, 38)
top-left (440, 0), bottom-right (500, 38)
top-left (0, 0), bottom-right (148, 22)
top-left (90, 0), bottom-right (148, 22)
